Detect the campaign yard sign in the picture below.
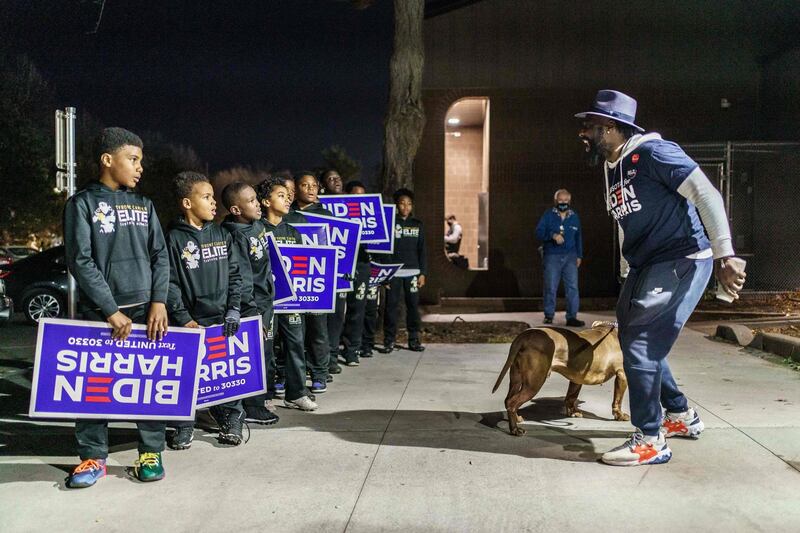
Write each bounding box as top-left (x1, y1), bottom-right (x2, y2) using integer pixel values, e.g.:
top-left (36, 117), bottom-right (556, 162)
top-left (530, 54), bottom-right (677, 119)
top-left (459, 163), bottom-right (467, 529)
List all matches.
top-left (29, 318), bottom-right (204, 420)
top-left (366, 204), bottom-right (396, 254)
top-left (274, 244), bottom-right (338, 313)
top-left (298, 211), bottom-right (361, 292)
top-left (266, 233), bottom-right (297, 305)
top-left (369, 262), bottom-right (403, 287)
top-left (195, 315), bottom-right (265, 408)
top-left (319, 194), bottom-right (388, 244)
top-left (292, 223), bottom-right (329, 246)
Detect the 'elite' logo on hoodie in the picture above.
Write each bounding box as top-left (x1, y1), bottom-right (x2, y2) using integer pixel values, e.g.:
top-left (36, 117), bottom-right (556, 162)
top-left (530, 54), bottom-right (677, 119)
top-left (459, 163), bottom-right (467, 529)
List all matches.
top-left (92, 202), bottom-right (116, 234)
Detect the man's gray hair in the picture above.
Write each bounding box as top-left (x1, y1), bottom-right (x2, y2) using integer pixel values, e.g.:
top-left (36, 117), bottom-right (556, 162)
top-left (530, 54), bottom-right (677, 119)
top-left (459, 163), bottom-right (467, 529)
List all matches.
top-left (553, 189), bottom-right (571, 201)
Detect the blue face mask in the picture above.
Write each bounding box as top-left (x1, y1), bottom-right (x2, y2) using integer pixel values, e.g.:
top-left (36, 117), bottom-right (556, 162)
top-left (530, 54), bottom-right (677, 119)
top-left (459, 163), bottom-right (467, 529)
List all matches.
top-left (557, 203), bottom-right (570, 211)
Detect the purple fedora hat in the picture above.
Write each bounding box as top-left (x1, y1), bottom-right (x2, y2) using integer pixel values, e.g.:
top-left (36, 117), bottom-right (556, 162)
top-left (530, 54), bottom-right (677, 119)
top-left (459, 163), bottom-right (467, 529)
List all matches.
top-left (575, 90), bottom-right (644, 132)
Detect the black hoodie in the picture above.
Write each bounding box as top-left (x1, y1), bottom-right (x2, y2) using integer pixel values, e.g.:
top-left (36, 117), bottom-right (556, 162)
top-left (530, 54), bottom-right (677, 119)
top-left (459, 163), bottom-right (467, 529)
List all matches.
top-left (263, 217), bottom-right (302, 245)
top-left (221, 216), bottom-right (274, 316)
top-left (166, 218), bottom-right (242, 327)
top-left (392, 215), bottom-right (426, 276)
top-left (64, 181), bottom-right (169, 318)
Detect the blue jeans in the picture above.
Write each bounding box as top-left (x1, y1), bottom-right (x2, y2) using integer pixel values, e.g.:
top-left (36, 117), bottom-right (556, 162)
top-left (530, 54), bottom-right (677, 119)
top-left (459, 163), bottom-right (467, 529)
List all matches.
top-left (542, 253), bottom-right (580, 319)
top-left (617, 257), bottom-right (713, 436)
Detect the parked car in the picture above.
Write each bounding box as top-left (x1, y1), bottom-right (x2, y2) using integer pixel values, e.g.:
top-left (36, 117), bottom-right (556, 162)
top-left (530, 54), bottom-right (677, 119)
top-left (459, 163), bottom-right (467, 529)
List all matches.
top-left (0, 278), bottom-right (13, 325)
top-left (0, 245), bottom-right (39, 263)
top-left (0, 246), bottom-right (68, 324)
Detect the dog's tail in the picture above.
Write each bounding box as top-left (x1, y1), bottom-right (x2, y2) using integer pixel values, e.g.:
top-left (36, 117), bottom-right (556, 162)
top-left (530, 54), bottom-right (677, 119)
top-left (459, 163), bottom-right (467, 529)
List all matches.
top-left (492, 330), bottom-right (534, 393)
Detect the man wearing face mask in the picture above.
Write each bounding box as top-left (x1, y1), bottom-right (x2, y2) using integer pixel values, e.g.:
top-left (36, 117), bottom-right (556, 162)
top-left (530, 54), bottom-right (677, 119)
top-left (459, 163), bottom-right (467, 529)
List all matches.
top-left (576, 90), bottom-right (746, 467)
top-left (535, 189), bottom-right (584, 327)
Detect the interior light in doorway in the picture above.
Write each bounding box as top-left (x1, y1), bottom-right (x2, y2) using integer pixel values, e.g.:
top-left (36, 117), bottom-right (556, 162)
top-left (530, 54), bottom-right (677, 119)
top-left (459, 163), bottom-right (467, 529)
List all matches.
top-left (447, 117), bottom-right (460, 125)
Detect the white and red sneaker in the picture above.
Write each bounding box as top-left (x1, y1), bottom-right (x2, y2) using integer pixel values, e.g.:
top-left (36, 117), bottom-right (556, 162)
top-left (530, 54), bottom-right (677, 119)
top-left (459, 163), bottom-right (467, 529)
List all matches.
top-left (601, 431), bottom-right (672, 466)
top-left (663, 407), bottom-right (704, 438)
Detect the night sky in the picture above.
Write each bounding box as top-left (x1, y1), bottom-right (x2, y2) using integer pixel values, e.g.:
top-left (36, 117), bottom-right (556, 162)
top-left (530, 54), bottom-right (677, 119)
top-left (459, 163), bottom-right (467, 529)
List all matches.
top-left (4, 0), bottom-right (394, 175)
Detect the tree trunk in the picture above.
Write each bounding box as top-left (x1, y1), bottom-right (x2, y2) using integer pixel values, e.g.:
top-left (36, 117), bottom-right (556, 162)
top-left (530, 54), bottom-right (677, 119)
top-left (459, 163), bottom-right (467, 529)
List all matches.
top-left (382, 0), bottom-right (425, 196)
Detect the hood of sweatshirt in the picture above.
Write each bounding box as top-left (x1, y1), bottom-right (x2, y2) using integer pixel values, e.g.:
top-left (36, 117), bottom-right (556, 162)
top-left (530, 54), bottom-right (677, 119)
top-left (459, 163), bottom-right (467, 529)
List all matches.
top-left (602, 133), bottom-right (662, 213)
top-left (169, 217), bottom-right (215, 236)
top-left (221, 215), bottom-right (253, 233)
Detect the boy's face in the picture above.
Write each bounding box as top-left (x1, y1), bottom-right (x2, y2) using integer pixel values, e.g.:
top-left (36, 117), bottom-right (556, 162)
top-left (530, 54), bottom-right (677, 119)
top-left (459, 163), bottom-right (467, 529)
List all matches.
top-left (102, 145), bottom-right (143, 189)
top-left (232, 186), bottom-right (261, 222)
top-left (348, 185), bottom-right (366, 195)
top-left (264, 185), bottom-right (290, 216)
top-left (184, 181), bottom-right (217, 222)
top-left (296, 175), bottom-right (319, 204)
top-left (283, 180), bottom-right (295, 203)
top-left (397, 195), bottom-right (413, 218)
top-left (323, 172), bottom-right (343, 194)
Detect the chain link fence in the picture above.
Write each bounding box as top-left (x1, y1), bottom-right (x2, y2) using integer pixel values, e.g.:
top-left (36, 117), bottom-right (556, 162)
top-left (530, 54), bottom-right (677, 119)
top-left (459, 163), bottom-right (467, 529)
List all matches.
top-left (685, 141), bottom-right (800, 292)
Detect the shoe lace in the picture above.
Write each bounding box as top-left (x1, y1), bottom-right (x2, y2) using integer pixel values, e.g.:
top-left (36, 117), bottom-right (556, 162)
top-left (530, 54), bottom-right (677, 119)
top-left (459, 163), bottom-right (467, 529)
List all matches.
top-left (624, 432), bottom-right (648, 449)
top-left (74, 459), bottom-right (103, 473)
top-left (136, 452), bottom-right (160, 468)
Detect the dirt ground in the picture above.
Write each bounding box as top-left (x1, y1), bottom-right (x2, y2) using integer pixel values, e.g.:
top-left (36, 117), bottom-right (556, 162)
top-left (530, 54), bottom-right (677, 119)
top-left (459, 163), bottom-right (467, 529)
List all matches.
top-left (696, 291), bottom-right (800, 315)
top-left (388, 321), bottom-right (531, 345)
top-left (758, 324), bottom-right (800, 339)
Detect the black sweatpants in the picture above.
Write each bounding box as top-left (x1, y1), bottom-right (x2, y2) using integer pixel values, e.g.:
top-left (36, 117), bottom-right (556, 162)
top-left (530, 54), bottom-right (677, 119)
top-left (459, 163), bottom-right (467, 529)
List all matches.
top-left (76, 304), bottom-right (166, 459)
top-left (362, 285), bottom-right (380, 350)
top-left (383, 275), bottom-right (421, 345)
top-left (342, 261), bottom-right (370, 356)
top-left (275, 313), bottom-right (307, 401)
top-left (304, 313), bottom-right (330, 382)
top-left (327, 292), bottom-right (347, 364)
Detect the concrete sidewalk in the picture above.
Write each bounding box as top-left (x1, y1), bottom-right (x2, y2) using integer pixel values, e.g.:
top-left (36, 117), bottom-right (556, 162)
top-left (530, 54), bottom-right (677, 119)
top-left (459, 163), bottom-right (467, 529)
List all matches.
top-left (1, 312), bottom-right (800, 532)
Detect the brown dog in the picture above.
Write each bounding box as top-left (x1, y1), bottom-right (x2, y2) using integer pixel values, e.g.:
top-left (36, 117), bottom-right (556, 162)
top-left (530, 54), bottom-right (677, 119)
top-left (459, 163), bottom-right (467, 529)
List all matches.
top-left (492, 321), bottom-right (629, 436)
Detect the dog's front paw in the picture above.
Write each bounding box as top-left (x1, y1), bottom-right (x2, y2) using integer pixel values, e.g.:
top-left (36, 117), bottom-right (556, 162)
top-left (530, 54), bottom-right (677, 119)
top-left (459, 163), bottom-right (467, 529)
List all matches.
top-left (568, 410), bottom-right (584, 418)
top-left (510, 427), bottom-right (527, 436)
top-left (613, 411), bottom-right (631, 421)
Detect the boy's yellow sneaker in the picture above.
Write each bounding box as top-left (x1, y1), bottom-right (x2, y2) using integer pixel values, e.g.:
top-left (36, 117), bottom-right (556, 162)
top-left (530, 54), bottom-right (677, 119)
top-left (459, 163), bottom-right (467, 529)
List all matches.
top-left (134, 452), bottom-right (165, 482)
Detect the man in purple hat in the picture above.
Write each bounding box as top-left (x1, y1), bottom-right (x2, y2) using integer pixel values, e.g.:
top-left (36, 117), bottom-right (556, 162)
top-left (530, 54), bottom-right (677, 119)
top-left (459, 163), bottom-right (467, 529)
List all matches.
top-left (576, 90), bottom-right (746, 466)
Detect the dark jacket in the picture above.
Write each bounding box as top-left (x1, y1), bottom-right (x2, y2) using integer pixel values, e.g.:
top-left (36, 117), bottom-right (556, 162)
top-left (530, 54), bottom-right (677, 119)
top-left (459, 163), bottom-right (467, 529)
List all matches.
top-left (264, 217), bottom-right (302, 245)
top-left (221, 216), bottom-right (274, 317)
top-left (166, 218), bottom-right (242, 327)
top-left (392, 216), bottom-right (426, 275)
top-left (64, 181), bottom-right (169, 318)
top-left (283, 209), bottom-right (307, 225)
top-left (535, 208), bottom-right (583, 258)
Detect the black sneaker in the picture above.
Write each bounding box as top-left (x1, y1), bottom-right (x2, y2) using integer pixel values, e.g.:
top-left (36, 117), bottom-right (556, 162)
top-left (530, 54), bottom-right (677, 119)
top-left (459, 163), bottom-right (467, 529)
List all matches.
top-left (408, 340), bottom-right (426, 352)
top-left (168, 426), bottom-right (194, 450)
top-left (343, 350), bottom-right (360, 366)
top-left (209, 406), bottom-right (229, 433)
top-left (326, 373), bottom-right (334, 383)
top-left (543, 317), bottom-right (553, 324)
top-left (328, 362), bottom-right (342, 374)
top-left (219, 409), bottom-right (245, 445)
top-left (377, 343), bottom-right (395, 354)
top-left (244, 405), bottom-right (280, 426)
top-left (361, 345), bottom-right (374, 358)
top-left (566, 318), bottom-right (585, 327)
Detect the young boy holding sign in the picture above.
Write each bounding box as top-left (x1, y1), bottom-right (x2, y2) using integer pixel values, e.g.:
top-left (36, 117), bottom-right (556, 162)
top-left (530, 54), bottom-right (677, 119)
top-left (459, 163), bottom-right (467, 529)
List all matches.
top-left (165, 172), bottom-right (245, 447)
top-left (221, 182), bottom-right (280, 426)
top-left (64, 127), bottom-right (169, 487)
top-left (256, 177), bottom-right (318, 411)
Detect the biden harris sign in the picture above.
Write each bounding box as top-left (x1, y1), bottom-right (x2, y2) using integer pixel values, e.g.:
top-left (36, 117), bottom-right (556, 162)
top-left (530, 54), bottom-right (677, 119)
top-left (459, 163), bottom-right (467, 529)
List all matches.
top-left (274, 244), bottom-right (339, 313)
top-left (29, 319), bottom-right (204, 420)
top-left (319, 194), bottom-right (388, 244)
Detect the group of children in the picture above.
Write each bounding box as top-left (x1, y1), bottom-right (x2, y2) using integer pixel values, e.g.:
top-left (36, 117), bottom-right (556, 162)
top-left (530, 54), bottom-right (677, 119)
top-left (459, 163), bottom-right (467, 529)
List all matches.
top-left (63, 127), bottom-right (427, 488)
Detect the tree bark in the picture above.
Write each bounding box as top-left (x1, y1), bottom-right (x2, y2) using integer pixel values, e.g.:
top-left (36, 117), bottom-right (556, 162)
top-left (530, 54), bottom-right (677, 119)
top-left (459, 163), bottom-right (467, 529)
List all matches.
top-left (382, 0), bottom-right (425, 196)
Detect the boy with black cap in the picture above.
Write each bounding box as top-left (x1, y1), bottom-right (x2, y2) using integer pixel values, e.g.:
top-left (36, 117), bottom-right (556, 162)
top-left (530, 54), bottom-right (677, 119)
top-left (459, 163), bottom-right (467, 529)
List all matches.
top-left (380, 188), bottom-right (427, 353)
top-left (255, 176), bottom-right (318, 411)
top-left (221, 181), bottom-right (280, 425)
top-left (165, 171), bottom-right (245, 448)
top-left (64, 127), bottom-right (169, 488)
